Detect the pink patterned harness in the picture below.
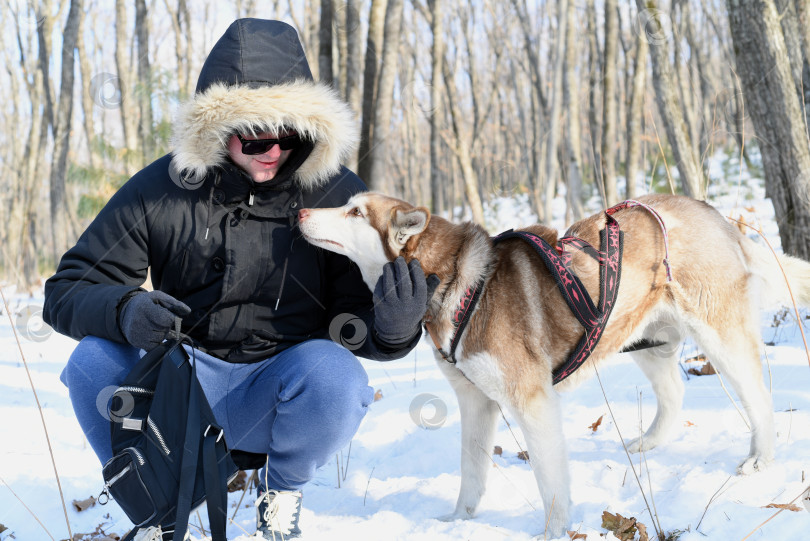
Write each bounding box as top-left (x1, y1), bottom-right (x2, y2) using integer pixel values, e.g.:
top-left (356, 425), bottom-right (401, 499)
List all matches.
top-left (434, 200), bottom-right (672, 385)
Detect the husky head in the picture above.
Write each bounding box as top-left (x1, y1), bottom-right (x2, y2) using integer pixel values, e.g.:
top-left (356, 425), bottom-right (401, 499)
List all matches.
top-left (298, 192), bottom-right (430, 289)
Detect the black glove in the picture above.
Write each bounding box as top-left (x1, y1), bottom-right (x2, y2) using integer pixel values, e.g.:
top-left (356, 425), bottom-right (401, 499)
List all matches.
top-left (373, 257), bottom-right (440, 346)
top-left (118, 290), bottom-right (191, 351)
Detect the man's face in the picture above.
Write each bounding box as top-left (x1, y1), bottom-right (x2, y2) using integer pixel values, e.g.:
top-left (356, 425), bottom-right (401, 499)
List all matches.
top-left (227, 129), bottom-right (297, 183)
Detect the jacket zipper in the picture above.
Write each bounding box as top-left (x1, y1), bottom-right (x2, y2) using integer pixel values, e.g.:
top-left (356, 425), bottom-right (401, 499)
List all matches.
top-left (147, 416), bottom-right (171, 456)
top-left (116, 385), bottom-right (154, 396)
top-left (132, 447), bottom-right (146, 465)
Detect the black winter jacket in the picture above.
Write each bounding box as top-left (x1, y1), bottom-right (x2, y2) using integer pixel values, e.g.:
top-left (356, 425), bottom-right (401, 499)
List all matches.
top-left (43, 19), bottom-right (419, 362)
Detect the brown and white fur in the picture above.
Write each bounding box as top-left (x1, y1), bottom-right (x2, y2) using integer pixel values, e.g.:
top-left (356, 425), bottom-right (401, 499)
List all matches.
top-left (298, 192), bottom-right (810, 538)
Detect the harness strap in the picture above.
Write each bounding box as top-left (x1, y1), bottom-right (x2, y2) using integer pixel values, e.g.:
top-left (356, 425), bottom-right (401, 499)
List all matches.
top-left (493, 230), bottom-right (600, 330)
top-left (607, 199), bottom-right (673, 281)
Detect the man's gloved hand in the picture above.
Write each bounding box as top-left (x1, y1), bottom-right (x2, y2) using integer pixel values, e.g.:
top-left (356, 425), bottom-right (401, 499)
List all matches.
top-left (373, 257), bottom-right (440, 346)
top-left (118, 290), bottom-right (191, 351)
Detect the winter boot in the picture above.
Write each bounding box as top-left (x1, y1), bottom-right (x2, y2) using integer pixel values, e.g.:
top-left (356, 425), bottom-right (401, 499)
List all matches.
top-left (255, 487), bottom-right (303, 539)
top-left (131, 525), bottom-right (189, 541)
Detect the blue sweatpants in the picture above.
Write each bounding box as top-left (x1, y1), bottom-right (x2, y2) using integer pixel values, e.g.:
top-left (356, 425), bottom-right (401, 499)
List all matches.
top-left (60, 336), bottom-right (374, 491)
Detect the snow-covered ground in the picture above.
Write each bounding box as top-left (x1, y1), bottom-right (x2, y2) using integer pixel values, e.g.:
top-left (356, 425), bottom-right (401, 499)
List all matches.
top-left (1, 156), bottom-right (809, 540)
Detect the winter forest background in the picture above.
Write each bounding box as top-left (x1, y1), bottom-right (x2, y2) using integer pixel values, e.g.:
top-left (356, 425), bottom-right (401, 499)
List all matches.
top-left (2, 0), bottom-right (810, 540)
top-left (3, 0), bottom-right (810, 289)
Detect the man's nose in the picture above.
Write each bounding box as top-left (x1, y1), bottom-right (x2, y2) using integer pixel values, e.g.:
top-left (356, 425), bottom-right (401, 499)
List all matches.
top-left (298, 209), bottom-right (310, 222)
top-left (264, 143), bottom-right (282, 157)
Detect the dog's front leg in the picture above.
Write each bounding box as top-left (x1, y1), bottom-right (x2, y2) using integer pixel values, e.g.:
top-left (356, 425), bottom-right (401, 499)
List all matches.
top-left (437, 364), bottom-right (500, 521)
top-left (507, 388), bottom-right (571, 539)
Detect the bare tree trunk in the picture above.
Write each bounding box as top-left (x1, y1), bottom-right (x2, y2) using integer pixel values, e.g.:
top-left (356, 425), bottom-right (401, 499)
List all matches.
top-left (443, 56), bottom-right (485, 225)
top-left (180, 0), bottom-right (193, 97)
top-left (586, 0), bottom-right (601, 190)
top-left (319, 0), bottom-right (334, 86)
top-left (49, 0), bottom-right (82, 265)
top-left (77, 10), bottom-right (98, 170)
top-left (672, 0), bottom-right (701, 161)
top-left (429, 0), bottom-right (445, 215)
top-left (357, 0), bottom-right (387, 182)
top-left (164, 0), bottom-right (193, 98)
top-left (635, 0), bottom-right (705, 198)
top-left (544, 0), bottom-right (568, 222)
top-left (115, 0), bottom-right (140, 174)
top-left (510, 0), bottom-right (548, 221)
top-left (625, 27), bottom-right (648, 200)
top-left (728, 0), bottom-right (810, 259)
top-left (600, 0), bottom-right (619, 206)
top-left (562, 0), bottom-right (584, 220)
top-left (135, 0), bottom-right (154, 163)
top-left (366, 0), bottom-right (404, 191)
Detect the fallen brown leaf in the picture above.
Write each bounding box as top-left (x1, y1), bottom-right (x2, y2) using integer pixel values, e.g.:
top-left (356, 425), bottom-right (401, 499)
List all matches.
top-left (636, 521), bottom-right (649, 541)
top-left (589, 415), bottom-right (604, 433)
top-left (684, 420), bottom-right (695, 427)
top-left (72, 496), bottom-right (96, 512)
top-left (687, 361), bottom-right (717, 376)
top-left (227, 470), bottom-right (247, 493)
top-left (601, 510), bottom-right (647, 541)
top-left (763, 502), bottom-right (802, 512)
top-left (373, 389), bottom-right (383, 401)
top-left (517, 450), bottom-right (530, 462)
top-left (0, 524), bottom-right (7, 533)
top-left (567, 530), bottom-right (587, 540)
top-left (493, 446), bottom-right (503, 456)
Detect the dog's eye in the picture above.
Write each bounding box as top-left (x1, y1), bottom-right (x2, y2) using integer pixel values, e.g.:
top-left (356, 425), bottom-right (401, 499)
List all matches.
top-left (348, 207), bottom-right (364, 218)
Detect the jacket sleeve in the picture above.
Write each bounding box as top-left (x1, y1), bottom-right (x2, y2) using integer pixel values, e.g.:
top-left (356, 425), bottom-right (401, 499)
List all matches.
top-left (43, 176), bottom-right (153, 344)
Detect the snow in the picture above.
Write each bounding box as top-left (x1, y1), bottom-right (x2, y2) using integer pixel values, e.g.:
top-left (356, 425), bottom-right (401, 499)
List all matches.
top-left (1, 156), bottom-right (809, 540)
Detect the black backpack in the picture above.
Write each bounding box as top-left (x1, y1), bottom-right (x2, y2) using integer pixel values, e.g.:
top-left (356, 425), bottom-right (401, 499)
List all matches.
top-left (98, 336), bottom-right (260, 540)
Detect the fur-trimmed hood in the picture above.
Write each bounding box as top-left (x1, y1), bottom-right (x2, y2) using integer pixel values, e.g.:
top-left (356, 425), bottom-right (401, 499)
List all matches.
top-left (170, 19), bottom-right (359, 191)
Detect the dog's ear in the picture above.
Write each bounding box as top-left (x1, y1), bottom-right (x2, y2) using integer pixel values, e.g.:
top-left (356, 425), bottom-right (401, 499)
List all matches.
top-left (391, 206), bottom-right (430, 247)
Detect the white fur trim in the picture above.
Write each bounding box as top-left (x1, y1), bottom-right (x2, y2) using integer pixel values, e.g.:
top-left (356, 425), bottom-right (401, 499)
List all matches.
top-left (170, 81), bottom-right (359, 190)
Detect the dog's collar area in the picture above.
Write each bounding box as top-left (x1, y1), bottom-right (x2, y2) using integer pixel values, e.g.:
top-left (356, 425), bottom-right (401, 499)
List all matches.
top-left (423, 277), bottom-right (486, 364)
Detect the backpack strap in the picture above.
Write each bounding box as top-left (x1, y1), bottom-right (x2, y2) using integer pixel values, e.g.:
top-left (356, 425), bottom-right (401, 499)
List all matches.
top-left (171, 342), bottom-right (200, 541)
top-left (203, 431), bottom-right (230, 541)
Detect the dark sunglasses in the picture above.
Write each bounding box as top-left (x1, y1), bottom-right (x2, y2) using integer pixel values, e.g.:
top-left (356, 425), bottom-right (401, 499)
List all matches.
top-left (237, 133), bottom-right (303, 155)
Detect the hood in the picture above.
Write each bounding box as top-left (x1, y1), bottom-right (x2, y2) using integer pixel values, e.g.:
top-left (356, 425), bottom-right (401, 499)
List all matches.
top-left (170, 19), bottom-right (359, 191)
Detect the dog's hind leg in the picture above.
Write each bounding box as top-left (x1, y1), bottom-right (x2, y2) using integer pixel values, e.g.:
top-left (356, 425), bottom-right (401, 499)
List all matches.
top-left (687, 320), bottom-right (775, 474)
top-left (506, 388), bottom-right (570, 539)
top-left (437, 366), bottom-right (500, 521)
top-left (625, 343), bottom-right (685, 453)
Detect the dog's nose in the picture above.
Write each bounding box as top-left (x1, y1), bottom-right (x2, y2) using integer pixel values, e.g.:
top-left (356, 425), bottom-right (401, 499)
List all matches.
top-left (298, 208), bottom-right (310, 222)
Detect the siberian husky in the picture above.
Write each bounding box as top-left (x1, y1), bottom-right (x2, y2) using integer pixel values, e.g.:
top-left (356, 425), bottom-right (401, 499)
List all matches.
top-left (298, 192), bottom-right (810, 537)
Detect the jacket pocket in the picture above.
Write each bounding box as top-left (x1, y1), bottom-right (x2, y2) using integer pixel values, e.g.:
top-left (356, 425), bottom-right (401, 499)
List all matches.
top-left (101, 447), bottom-right (166, 526)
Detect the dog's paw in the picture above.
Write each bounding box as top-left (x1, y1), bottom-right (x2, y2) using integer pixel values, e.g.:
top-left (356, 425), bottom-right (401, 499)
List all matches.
top-left (532, 519), bottom-right (567, 540)
top-left (625, 436), bottom-right (658, 454)
top-left (437, 508), bottom-right (475, 522)
top-left (736, 454), bottom-right (773, 475)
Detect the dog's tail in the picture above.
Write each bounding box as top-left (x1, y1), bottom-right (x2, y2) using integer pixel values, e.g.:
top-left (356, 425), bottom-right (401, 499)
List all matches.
top-left (742, 236), bottom-right (810, 308)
